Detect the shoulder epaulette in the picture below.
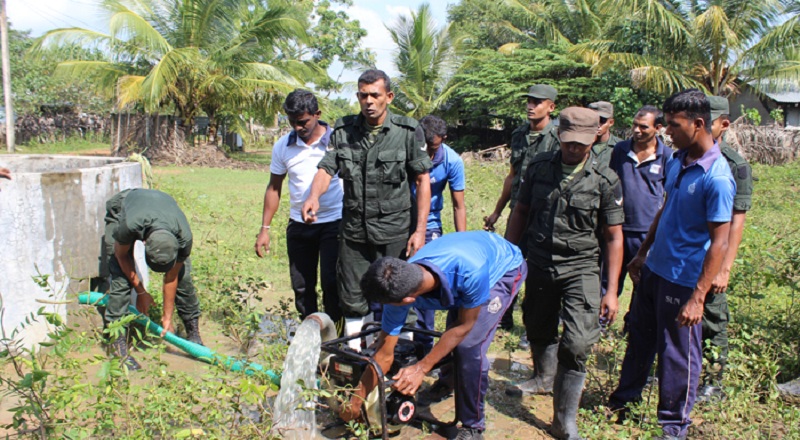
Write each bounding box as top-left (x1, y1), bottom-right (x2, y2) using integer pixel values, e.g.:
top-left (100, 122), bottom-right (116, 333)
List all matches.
top-left (511, 124), bottom-right (529, 135)
top-left (592, 158), bottom-right (619, 183)
top-left (390, 113), bottom-right (420, 130)
top-left (720, 143), bottom-right (748, 166)
top-left (334, 115), bottom-right (358, 130)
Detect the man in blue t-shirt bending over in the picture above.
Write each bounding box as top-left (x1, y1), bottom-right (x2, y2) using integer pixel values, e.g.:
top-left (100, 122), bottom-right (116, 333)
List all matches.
top-left (339, 231), bottom-right (526, 440)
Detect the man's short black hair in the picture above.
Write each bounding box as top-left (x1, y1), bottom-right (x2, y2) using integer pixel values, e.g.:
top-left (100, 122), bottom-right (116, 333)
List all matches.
top-left (636, 105), bottom-right (665, 127)
top-left (419, 115), bottom-right (447, 145)
top-left (358, 69), bottom-right (392, 92)
top-left (719, 114), bottom-right (731, 122)
top-left (360, 257), bottom-right (423, 304)
top-left (283, 89), bottom-right (319, 115)
top-left (663, 89), bottom-right (711, 133)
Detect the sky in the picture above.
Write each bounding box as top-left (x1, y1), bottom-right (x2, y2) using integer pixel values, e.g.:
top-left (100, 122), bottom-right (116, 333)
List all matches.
top-left (7, 0), bottom-right (452, 99)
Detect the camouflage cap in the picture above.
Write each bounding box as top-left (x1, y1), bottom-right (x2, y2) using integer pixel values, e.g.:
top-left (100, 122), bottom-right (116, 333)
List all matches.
top-left (707, 95), bottom-right (730, 121)
top-left (588, 101), bottom-right (614, 118)
top-left (145, 230), bottom-right (179, 273)
top-left (559, 107), bottom-right (599, 146)
top-left (523, 84), bottom-right (558, 102)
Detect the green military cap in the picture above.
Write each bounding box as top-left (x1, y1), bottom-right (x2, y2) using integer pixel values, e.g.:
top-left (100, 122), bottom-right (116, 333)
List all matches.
top-left (588, 101), bottom-right (614, 118)
top-left (559, 107), bottom-right (599, 146)
top-left (145, 230), bottom-right (179, 273)
top-left (707, 95), bottom-right (730, 122)
top-left (524, 84), bottom-right (558, 101)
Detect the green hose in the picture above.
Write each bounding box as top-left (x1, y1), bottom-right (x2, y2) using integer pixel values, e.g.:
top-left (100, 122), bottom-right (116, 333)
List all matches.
top-left (78, 291), bottom-right (281, 386)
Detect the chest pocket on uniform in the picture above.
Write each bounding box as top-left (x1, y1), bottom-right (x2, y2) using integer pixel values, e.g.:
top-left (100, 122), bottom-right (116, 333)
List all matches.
top-left (337, 146), bottom-right (361, 180)
top-left (566, 193), bottom-right (599, 232)
top-left (378, 149), bottom-right (407, 183)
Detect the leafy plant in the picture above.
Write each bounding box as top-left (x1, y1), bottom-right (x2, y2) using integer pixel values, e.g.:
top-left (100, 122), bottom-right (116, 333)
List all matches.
top-left (741, 105), bottom-right (763, 125)
top-left (770, 107), bottom-right (785, 125)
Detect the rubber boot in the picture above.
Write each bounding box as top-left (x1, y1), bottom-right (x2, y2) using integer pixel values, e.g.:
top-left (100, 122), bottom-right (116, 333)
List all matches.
top-left (550, 366), bottom-right (586, 440)
top-left (506, 343), bottom-right (558, 396)
top-left (778, 376), bottom-right (800, 402)
top-left (109, 333), bottom-right (141, 371)
top-left (182, 317), bottom-right (204, 346)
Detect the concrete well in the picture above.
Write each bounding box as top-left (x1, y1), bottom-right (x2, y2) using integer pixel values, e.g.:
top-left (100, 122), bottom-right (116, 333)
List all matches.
top-left (0, 154), bottom-right (145, 350)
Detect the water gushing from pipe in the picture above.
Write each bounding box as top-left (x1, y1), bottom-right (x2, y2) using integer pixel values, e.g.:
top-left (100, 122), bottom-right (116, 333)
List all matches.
top-left (269, 313), bottom-right (335, 439)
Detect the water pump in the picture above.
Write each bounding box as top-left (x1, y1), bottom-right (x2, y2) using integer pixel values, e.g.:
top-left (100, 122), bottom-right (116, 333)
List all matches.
top-left (319, 323), bottom-right (456, 440)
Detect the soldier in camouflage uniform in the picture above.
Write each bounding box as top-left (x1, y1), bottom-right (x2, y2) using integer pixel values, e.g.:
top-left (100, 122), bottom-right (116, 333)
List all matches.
top-left (484, 84), bottom-right (561, 334)
top-left (589, 101), bottom-right (624, 166)
top-left (505, 107), bottom-right (625, 440)
top-left (301, 70), bottom-right (432, 347)
top-left (101, 189), bottom-right (203, 370)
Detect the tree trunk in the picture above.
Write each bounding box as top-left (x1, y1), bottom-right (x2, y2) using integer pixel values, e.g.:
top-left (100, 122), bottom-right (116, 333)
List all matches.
top-left (207, 113), bottom-right (217, 145)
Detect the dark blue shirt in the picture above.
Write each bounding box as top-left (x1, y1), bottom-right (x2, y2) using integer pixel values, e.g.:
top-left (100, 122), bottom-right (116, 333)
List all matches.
top-left (381, 231), bottom-right (523, 336)
top-left (609, 138), bottom-right (673, 232)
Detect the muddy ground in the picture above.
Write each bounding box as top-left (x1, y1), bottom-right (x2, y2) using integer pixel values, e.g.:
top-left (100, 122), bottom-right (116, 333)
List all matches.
top-left (0, 307), bottom-right (578, 439)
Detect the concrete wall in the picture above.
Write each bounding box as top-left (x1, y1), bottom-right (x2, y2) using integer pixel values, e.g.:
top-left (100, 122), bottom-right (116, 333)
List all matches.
top-left (0, 155), bottom-right (144, 350)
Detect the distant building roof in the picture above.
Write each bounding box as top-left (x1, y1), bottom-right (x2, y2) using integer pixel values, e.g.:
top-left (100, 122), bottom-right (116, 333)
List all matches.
top-left (764, 91), bottom-right (800, 103)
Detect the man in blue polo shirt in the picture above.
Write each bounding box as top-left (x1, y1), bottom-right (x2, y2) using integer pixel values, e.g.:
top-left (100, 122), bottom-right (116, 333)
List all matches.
top-left (339, 231), bottom-right (526, 440)
top-left (412, 114), bottom-right (467, 240)
top-left (605, 106), bottom-right (672, 328)
top-left (411, 114), bottom-right (467, 357)
top-left (609, 89), bottom-right (735, 440)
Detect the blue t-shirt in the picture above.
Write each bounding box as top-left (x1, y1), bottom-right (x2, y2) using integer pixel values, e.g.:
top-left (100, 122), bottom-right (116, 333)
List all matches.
top-left (609, 138), bottom-right (673, 232)
top-left (646, 144), bottom-right (735, 288)
top-left (381, 231), bottom-right (523, 336)
top-left (410, 143), bottom-right (465, 231)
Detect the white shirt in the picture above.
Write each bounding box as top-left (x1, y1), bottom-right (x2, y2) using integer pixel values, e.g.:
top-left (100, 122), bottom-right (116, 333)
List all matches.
top-left (269, 123), bottom-right (343, 223)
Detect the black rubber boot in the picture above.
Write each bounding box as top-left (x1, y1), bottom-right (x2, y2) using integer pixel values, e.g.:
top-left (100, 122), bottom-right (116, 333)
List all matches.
top-left (778, 376), bottom-right (800, 402)
top-left (506, 343), bottom-right (558, 396)
top-left (455, 427), bottom-right (484, 440)
top-left (550, 366), bottom-right (586, 440)
top-left (182, 317), bottom-right (204, 346)
top-left (108, 333), bottom-right (141, 371)
top-left (698, 358), bottom-right (727, 402)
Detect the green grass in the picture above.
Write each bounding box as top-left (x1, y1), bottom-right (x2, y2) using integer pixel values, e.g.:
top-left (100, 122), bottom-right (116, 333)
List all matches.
top-left (153, 159), bottom-right (800, 439)
top-left (1, 136), bottom-right (110, 155)
top-left (2, 152), bottom-right (799, 438)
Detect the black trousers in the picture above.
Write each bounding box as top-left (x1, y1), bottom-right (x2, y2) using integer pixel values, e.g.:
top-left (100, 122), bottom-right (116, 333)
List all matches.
top-left (286, 219), bottom-right (342, 323)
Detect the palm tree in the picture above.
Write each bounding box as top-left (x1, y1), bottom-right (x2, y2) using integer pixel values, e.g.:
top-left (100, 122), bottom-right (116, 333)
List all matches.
top-left (572, 0), bottom-right (800, 96)
top-left (499, 0), bottom-right (605, 49)
top-left (387, 3), bottom-right (464, 118)
top-left (30, 0), bottom-right (320, 141)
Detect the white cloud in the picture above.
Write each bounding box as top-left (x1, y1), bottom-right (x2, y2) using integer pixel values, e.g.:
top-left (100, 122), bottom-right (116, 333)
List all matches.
top-left (345, 5), bottom-right (397, 77)
top-left (384, 5), bottom-right (413, 21)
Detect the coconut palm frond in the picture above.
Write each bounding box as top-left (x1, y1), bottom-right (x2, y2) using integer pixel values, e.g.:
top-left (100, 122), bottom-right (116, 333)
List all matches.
top-left (29, 28), bottom-right (112, 55)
